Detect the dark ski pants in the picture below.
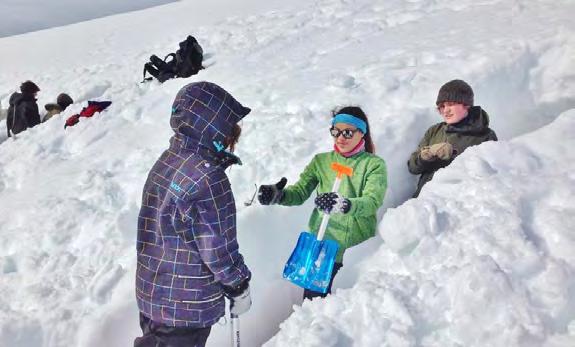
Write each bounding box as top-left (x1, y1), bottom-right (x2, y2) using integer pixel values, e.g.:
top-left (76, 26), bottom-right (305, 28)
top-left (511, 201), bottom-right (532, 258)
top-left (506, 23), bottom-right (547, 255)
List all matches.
top-left (134, 313), bottom-right (211, 347)
top-left (303, 262), bottom-right (343, 300)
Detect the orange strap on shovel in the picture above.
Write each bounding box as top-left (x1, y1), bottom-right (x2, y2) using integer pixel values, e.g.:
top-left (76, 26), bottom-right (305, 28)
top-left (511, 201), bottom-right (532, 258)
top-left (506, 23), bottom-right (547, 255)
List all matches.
top-left (316, 162), bottom-right (353, 241)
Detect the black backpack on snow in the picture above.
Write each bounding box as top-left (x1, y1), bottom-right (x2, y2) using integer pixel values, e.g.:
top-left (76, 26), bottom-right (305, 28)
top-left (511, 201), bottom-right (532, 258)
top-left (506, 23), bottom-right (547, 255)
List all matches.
top-left (142, 35), bottom-right (204, 83)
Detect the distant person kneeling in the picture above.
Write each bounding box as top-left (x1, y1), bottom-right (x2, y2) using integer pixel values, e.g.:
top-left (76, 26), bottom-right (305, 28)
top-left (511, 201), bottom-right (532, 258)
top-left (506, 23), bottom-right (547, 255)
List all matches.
top-left (43, 93), bottom-right (74, 122)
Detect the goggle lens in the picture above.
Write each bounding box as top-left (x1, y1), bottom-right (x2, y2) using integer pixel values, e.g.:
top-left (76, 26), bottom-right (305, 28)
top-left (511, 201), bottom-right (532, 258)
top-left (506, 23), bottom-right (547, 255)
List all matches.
top-left (330, 127), bottom-right (357, 139)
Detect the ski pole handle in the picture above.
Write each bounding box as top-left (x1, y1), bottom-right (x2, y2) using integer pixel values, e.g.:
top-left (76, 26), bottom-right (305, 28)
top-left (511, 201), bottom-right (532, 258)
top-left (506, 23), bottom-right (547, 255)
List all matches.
top-left (316, 163), bottom-right (353, 241)
top-left (231, 313), bottom-right (240, 347)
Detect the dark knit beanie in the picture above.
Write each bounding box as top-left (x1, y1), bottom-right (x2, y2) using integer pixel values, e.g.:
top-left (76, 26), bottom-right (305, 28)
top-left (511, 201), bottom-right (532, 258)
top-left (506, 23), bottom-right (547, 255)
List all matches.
top-left (20, 80), bottom-right (40, 95)
top-left (436, 79), bottom-right (474, 106)
top-left (57, 93), bottom-right (74, 110)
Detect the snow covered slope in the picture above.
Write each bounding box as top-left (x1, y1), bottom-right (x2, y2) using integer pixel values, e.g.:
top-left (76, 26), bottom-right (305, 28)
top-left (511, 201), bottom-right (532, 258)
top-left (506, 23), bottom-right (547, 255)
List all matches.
top-left (0, 0), bottom-right (574, 346)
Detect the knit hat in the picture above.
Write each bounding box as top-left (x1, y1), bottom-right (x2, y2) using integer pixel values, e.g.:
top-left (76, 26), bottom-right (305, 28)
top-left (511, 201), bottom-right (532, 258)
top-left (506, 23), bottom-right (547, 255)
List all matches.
top-left (20, 80), bottom-right (40, 95)
top-left (436, 79), bottom-right (474, 106)
top-left (56, 93), bottom-right (74, 110)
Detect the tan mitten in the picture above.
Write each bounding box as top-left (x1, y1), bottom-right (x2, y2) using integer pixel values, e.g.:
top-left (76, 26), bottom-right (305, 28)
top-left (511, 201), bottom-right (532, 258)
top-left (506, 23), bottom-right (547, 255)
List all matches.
top-left (429, 142), bottom-right (454, 160)
top-left (419, 146), bottom-right (434, 161)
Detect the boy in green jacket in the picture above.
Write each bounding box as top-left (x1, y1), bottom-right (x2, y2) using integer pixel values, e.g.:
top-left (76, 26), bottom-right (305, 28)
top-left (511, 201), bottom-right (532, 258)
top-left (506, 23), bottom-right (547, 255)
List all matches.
top-left (258, 106), bottom-right (387, 300)
top-left (408, 79), bottom-right (498, 197)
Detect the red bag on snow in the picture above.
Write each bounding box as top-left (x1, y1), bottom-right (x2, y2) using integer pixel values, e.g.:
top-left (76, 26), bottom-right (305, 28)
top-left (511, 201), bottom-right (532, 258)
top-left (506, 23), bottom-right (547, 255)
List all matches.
top-left (65, 101), bottom-right (112, 128)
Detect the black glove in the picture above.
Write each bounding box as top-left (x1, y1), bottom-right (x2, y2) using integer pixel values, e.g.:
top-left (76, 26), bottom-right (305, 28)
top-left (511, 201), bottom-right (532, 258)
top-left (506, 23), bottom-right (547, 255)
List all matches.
top-left (229, 286), bottom-right (251, 316)
top-left (257, 177), bottom-right (287, 205)
top-left (223, 280), bottom-right (251, 316)
top-left (314, 192), bottom-right (351, 214)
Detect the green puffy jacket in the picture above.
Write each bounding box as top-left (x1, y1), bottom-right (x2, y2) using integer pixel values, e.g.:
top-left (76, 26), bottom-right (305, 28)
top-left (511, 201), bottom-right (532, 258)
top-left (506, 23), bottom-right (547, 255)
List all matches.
top-left (280, 151), bottom-right (387, 262)
top-left (408, 106), bottom-right (497, 197)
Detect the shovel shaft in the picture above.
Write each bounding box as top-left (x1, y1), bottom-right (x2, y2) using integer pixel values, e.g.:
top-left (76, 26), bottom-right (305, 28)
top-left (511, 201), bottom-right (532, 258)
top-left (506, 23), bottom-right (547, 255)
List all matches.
top-left (316, 175), bottom-right (342, 241)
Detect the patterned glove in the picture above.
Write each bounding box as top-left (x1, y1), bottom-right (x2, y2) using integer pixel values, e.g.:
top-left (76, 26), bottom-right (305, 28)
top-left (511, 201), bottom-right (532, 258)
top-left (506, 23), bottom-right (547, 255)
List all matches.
top-left (419, 142), bottom-right (454, 161)
top-left (314, 192), bottom-right (351, 214)
top-left (257, 177), bottom-right (287, 205)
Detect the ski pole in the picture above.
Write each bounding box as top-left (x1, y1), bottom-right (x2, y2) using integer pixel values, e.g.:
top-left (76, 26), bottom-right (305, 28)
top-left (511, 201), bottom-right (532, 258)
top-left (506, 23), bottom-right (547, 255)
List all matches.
top-left (231, 313), bottom-right (240, 347)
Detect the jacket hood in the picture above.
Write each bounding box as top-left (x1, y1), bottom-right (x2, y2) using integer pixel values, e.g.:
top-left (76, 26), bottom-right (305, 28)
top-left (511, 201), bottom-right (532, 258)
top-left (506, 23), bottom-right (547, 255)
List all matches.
top-left (169, 82), bottom-right (251, 154)
top-left (447, 106), bottom-right (491, 135)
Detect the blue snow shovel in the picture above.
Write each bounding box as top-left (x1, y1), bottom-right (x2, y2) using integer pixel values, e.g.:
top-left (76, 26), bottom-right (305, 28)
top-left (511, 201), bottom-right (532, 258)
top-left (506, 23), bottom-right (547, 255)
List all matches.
top-left (283, 162), bottom-right (353, 293)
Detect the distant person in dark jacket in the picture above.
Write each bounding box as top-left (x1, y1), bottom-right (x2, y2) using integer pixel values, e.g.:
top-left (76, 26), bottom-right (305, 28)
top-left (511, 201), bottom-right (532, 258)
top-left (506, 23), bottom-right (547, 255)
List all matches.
top-left (408, 79), bottom-right (497, 197)
top-left (43, 93), bottom-right (74, 122)
top-left (134, 82), bottom-right (252, 347)
top-left (6, 80), bottom-right (41, 137)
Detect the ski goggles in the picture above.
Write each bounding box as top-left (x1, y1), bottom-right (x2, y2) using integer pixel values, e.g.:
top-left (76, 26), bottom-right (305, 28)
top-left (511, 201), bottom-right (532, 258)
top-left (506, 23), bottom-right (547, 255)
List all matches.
top-left (330, 127), bottom-right (361, 139)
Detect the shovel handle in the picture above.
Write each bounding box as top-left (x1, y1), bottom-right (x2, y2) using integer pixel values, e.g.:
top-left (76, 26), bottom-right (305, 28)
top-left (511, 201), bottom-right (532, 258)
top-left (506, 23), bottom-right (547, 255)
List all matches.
top-left (316, 163), bottom-right (353, 241)
top-left (332, 162), bottom-right (353, 178)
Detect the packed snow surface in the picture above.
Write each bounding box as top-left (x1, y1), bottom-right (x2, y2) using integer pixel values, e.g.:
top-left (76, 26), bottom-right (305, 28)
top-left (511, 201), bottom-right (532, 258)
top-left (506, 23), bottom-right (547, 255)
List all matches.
top-left (0, 0), bottom-right (574, 346)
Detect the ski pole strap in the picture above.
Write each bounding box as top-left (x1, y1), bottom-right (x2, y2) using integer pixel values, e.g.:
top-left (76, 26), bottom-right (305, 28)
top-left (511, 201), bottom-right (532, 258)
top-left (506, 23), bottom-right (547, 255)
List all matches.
top-left (164, 53), bottom-right (176, 62)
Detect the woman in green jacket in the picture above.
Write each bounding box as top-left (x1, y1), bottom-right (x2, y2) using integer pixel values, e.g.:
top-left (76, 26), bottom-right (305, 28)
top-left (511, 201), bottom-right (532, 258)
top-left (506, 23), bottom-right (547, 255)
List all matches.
top-left (258, 106), bottom-right (387, 300)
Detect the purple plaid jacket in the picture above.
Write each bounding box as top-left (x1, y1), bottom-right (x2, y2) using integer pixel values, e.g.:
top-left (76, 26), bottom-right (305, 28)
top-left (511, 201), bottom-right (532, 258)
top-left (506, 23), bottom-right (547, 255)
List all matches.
top-left (136, 82), bottom-right (252, 328)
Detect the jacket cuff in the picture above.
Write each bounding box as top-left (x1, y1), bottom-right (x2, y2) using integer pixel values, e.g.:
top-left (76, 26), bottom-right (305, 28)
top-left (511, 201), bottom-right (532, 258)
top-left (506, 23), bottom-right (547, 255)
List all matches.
top-left (347, 197), bottom-right (359, 215)
top-left (416, 155), bottom-right (448, 172)
top-left (277, 189), bottom-right (286, 205)
top-left (222, 276), bottom-right (250, 298)
top-left (417, 154), bottom-right (436, 166)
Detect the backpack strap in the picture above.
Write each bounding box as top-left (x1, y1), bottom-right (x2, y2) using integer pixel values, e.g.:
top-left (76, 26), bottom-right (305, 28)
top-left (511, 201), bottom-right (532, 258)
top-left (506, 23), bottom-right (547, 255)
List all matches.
top-left (141, 64), bottom-right (154, 83)
top-left (140, 65), bottom-right (153, 83)
top-left (142, 65), bottom-right (148, 83)
top-left (164, 53), bottom-right (176, 62)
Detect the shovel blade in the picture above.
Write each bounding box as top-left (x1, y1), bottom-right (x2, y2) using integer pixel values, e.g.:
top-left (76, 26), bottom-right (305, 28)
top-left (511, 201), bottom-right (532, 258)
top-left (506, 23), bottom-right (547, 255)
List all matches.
top-left (283, 231), bottom-right (339, 293)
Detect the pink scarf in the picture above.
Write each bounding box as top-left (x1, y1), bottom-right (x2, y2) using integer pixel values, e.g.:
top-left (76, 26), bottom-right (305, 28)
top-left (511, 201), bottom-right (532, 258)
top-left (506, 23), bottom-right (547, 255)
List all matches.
top-left (334, 139), bottom-right (366, 157)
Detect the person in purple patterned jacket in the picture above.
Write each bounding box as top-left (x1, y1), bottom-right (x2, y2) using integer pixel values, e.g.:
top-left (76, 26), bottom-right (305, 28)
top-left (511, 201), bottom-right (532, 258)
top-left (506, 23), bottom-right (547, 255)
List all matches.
top-left (134, 81), bottom-right (252, 347)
